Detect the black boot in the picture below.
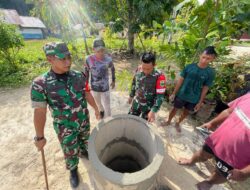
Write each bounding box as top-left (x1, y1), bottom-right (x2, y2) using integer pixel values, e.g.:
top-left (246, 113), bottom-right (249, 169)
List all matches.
top-left (100, 111), bottom-right (105, 119)
top-left (70, 168), bottom-right (79, 188)
top-left (80, 150), bottom-right (89, 159)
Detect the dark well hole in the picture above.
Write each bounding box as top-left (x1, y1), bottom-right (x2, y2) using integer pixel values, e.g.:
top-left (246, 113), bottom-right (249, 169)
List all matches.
top-left (100, 137), bottom-right (149, 173)
top-left (106, 155), bottom-right (142, 173)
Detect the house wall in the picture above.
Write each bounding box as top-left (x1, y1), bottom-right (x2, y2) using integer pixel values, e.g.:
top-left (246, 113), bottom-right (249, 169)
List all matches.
top-left (240, 32), bottom-right (250, 40)
top-left (20, 28), bottom-right (44, 39)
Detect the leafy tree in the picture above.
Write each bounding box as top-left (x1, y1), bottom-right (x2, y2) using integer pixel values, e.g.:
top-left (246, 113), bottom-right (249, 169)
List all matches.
top-left (0, 0), bottom-right (33, 16)
top-left (153, 0), bottom-right (250, 101)
top-left (26, 0), bottom-right (92, 55)
top-left (0, 21), bottom-right (24, 69)
top-left (83, 0), bottom-right (177, 54)
top-left (154, 0), bottom-right (250, 68)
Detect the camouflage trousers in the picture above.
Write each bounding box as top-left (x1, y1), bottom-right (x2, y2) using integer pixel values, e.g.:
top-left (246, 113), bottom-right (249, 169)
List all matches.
top-left (53, 120), bottom-right (90, 170)
top-left (128, 98), bottom-right (153, 120)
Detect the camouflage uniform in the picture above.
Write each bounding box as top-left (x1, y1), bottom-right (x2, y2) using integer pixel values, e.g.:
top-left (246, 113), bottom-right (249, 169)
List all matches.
top-left (31, 70), bottom-right (90, 170)
top-left (129, 67), bottom-right (166, 120)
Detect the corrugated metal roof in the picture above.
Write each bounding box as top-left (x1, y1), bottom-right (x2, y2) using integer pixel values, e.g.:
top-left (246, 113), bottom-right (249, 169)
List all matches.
top-left (0, 9), bottom-right (22, 25)
top-left (0, 9), bottom-right (46, 29)
top-left (19, 16), bottom-right (46, 28)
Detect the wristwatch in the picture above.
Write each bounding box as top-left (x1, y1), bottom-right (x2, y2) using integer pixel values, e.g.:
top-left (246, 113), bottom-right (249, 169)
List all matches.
top-left (34, 136), bottom-right (45, 141)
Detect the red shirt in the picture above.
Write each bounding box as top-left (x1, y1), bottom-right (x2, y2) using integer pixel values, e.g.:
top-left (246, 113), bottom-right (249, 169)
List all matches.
top-left (206, 93), bottom-right (250, 169)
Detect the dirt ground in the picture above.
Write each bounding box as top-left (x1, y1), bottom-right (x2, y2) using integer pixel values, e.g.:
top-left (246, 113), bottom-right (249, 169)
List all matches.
top-left (0, 46), bottom-right (250, 190)
top-left (0, 86), bottom-right (228, 190)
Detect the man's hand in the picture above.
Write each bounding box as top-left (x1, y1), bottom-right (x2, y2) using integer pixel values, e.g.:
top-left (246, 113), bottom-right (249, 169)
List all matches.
top-left (169, 94), bottom-right (175, 102)
top-left (34, 138), bottom-right (46, 151)
top-left (128, 97), bottom-right (133, 104)
top-left (95, 109), bottom-right (100, 120)
top-left (110, 82), bottom-right (115, 89)
top-left (228, 169), bottom-right (247, 181)
top-left (194, 102), bottom-right (202, 112)
top-left (147, 111), bottom-right (155, 122)
top-left (200, 122), bottom-right (213, 130)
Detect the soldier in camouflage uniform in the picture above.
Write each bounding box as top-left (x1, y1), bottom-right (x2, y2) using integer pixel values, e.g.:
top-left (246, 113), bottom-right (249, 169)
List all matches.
top-left (128, 52), bottom-right (166, 122)
top-left (31, 42), bottom-right (99, 188)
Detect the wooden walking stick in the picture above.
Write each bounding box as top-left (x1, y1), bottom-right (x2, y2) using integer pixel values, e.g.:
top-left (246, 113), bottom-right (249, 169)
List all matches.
top-left (41, 149), bottom-right (49, 190)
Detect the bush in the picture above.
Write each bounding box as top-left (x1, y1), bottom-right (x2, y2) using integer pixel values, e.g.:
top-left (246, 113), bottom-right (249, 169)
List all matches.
top-left (0, 21), bottom-right (24, 69)
top-left (0, 38), bottom-right (54, 87)
top-left (207, 57), bottom-right (250, 102)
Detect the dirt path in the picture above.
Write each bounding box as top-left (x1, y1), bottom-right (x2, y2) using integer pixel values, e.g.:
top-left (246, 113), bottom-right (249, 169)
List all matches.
top-left (0, 86), bottom-right (230, 190)
top-left (229, 46), bottom-right (250, 58)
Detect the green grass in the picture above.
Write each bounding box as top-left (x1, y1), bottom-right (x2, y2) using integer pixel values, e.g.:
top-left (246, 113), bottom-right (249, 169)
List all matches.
top-left (0, 35), bottom-right (172, 88)
top-left (0, 37), bottom-right (129, 88)
top-left (0, 38), bottom-right (56, 87)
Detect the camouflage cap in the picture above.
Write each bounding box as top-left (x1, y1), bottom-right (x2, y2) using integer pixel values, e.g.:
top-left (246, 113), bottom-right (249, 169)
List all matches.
top-left (43, 42), bottom-right (71, 59)
top-left (93, 38), bottom-right (105, 51)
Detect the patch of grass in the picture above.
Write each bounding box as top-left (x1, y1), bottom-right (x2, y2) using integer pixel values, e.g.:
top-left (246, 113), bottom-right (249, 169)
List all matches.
top-left (0, 36), bottom-right (174, 88)
top-left (233, 40), bottom-right (250, 47)
top-left (0, 60), bottom-right (49, 87)
top-left (134, 37), bottom-right (162, 52)
top-left (116, 70), bottom-right (134, 92)
top-left (0, 38), bottom-right (57, 87)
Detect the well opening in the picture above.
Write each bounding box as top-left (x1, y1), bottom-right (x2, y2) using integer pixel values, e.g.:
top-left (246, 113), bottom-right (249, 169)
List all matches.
top-left (100, 137), bottom-right (149, 173)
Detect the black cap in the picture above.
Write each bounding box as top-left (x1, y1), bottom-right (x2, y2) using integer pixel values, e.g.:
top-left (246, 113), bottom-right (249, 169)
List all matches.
top-left (93, 39), bottom-right (105, 50)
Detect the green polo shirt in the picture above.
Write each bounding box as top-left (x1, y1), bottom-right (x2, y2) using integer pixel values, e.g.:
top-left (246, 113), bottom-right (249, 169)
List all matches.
top-left (177, 63), bottom-right (215, 104)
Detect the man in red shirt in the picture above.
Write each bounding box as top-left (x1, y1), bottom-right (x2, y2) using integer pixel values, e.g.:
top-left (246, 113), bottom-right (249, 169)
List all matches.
top-left (178, 93), bottom-right (250, 189)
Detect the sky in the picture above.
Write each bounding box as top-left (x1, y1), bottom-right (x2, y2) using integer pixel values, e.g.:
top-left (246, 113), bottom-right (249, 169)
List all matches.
top-left (198, 0), bottom-right (206, 5)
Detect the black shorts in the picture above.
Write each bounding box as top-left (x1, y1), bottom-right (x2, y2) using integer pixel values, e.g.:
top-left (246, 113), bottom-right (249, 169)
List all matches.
top-left (174, 97), bottom-right (196, 111)
top-left (203, 144), bottom-right (234, 178)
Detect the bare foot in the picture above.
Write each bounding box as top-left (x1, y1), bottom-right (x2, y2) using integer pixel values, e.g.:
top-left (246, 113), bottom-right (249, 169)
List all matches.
top-left (178, 158), bottom-right (193, 165)
top-left (175, 123), bottom-right (181, 132)
top-left (196, 180), bottom-right (213, 190)
top-left (161, 120), bottom-right (170, 126)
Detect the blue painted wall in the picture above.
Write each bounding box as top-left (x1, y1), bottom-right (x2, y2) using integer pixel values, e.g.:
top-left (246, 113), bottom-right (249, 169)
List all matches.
top-left (22, 33), bottom-right (44, 39)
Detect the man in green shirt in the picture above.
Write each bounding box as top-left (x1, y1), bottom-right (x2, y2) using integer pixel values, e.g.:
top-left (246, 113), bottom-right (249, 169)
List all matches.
top-left (162, 46), bottom-right (217, 132)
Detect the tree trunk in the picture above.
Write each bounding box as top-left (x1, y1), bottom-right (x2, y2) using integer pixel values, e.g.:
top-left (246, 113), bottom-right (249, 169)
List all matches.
top-left (82, 30), bottom-right (90, 55)
top-left (128, 28), bottom-right (134, 54)
top-left (127, 0), bottom-right (134, 54)
top-left (168, 9), bottom-right (177, 44)
top-left (138, 33), bottom-right (145, 51)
